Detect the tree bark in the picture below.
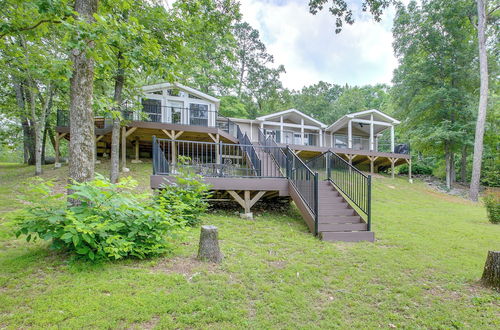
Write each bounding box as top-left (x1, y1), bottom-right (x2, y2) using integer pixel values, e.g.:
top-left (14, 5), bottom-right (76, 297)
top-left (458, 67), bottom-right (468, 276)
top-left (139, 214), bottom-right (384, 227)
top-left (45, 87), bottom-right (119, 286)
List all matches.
top-left (460, 145), bottom-right (467, 183)
top-left (445, 142), bottom-right (452, 190)
top-left (14, 80), bottom-right (35, 165)
top-left (68, 0), bottom-right (98, 197)
top-left (481, 251), bottom-right (500, 290)
top-left (197, 225), bottom-right (223, 263)
top-left (110, 51), bottom-right (125, 183)
top-left (470, 0), bottom-right (489, 201)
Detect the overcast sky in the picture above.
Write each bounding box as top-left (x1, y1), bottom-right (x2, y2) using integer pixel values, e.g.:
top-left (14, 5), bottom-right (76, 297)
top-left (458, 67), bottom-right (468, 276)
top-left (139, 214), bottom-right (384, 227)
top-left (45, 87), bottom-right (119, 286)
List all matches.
top-left (240, 0), bottom-right (400, 90)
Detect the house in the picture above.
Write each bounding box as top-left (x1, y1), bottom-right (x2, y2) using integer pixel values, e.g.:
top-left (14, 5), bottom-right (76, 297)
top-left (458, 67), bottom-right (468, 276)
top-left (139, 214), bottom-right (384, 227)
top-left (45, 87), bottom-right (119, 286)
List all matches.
top-left (55, 83), bottom-right (412, 243)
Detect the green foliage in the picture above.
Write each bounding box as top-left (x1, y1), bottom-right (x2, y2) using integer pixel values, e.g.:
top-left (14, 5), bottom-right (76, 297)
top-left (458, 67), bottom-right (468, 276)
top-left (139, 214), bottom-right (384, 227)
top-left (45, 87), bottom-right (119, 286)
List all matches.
top-left (483, 191), bottom-right (500, 224)
top-left (16, 175), bottom-right (183, 261)
top-left (398, 162), bottom-right (433, 175)
top-left (156, 157), bottom-right (211, 227)
top-left (219, 95), bottom-right (248, 118)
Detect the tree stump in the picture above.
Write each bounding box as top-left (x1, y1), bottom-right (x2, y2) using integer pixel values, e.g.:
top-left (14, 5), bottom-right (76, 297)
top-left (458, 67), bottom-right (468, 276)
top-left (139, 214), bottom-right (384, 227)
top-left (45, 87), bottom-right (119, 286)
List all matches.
top-left (481, 251), bottom-right (500, 290)
top-left (197, 225), bottom-right (223, 263)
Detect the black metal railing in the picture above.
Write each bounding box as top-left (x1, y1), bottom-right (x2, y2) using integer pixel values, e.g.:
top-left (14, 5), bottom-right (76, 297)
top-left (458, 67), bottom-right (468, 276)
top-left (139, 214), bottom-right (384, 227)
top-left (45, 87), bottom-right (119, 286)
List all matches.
top-left (237, 126), bottom-right (262, 176)
top-left (151, 138), bottom-right (283, 178)
top-left (306, 151), bottom-right (371, 230)
top-left (285, 147), bottom-right (319, 235)
top-left (260, 129), bottom-right (288, 176)
top-left (56, 104), bottom-right (240, 138)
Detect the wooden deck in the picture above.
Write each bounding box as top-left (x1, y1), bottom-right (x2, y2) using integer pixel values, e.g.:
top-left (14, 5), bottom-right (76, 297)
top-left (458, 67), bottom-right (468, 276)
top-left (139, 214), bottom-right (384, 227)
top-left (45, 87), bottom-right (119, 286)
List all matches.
top-left (151, 175), bottom-right (374, 242)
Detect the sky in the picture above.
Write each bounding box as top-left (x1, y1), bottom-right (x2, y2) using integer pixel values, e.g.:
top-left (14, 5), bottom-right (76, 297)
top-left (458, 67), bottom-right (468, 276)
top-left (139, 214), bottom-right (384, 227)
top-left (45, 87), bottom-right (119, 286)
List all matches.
top-left (239, 0), bottom-right (400, 90)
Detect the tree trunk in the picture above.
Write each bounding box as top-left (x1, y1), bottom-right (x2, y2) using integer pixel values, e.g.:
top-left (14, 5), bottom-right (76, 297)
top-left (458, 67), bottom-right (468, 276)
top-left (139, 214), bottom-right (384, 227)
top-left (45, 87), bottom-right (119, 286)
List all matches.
top-left (41, 122), bottom-right (48, 165)
top-left (68, 0), bottom-right (98, 198)
top-left (460, 145), bottom-right (467, 183)
top-left (470, 0), bottom-right (489, 202)
top-left (445, 142), bottom-right (452, 190)
top-left (197, 225), bottom-right (223, 263)
top-left (27, 82), bottom-right (43, 176)
top-left (110, 51), bottom-right (125, 183)
top-left (481, 251), bottom-right (500, 290)
top-left (14, 80), bottom-right (35, 165)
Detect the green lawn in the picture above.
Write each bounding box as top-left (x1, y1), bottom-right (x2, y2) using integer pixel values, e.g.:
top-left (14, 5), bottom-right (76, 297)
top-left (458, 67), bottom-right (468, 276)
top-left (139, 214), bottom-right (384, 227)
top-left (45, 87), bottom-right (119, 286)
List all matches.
top-left (0, 162), bottom-right (499, 328)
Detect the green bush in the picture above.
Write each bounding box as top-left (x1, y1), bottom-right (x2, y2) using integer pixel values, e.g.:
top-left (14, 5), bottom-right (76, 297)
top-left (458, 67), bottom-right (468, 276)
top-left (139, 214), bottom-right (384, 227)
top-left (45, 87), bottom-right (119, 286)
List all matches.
top-left (398, 162), bottom-right (433, 175)
top-left (156, 157), bottom-right (211, 226)
top-left (483, 191), bottom-right (500, 224)
top-left (16, 175), bottom-right (183, 261)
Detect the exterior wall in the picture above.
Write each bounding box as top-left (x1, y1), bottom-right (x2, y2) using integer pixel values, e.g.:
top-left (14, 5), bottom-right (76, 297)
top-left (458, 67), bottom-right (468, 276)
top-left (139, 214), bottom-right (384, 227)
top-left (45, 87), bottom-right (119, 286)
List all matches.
top-left (141, 87), bottom-right (217, 126)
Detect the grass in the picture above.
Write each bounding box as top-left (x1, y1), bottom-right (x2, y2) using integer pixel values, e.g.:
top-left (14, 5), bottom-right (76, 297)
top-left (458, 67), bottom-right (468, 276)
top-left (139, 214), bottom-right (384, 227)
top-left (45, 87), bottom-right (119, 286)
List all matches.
top-left (0, 161), bottom-right (499, 328)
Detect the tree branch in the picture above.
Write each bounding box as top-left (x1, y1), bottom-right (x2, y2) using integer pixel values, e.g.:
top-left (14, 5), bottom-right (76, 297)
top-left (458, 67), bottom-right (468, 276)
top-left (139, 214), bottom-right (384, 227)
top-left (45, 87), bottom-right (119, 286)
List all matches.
top-left (0, 19), bottom-right (63, 39)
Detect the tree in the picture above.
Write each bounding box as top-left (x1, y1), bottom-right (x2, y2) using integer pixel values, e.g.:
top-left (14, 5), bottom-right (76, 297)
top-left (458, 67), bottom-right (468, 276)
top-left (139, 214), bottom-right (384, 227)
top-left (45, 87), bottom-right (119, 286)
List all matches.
top-left (309, 0), bottom-right (393, 33)
top-left (469, 0), bottom-right (497, 201)
top-left (68, 0), bottom-right (99, 194)
top-left (392, 0), bottom-right (477, 189)
top-left (174, 0), bottom-right (241, 95)
top-left (233, 22), bottom-right (273, 98)
top-left (95, 0), bottom-right (179, 183)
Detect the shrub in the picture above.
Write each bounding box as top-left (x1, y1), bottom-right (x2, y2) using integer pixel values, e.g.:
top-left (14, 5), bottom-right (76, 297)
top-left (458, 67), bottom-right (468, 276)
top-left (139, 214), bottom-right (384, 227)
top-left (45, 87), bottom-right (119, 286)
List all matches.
top-left (16, 175), bottom-right (183, 261)
top-left (398, 162), bottom-right (433, 175)
top-left (156, 157), bottom-right (211, 226)
top-left (483, 191), bottom-right (500, 224)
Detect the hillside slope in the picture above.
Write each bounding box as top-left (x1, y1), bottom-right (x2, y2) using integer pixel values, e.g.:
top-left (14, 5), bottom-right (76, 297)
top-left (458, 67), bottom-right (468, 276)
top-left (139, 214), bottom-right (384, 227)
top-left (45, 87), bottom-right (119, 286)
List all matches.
top-left (0, 162), bottom-right (498, 328)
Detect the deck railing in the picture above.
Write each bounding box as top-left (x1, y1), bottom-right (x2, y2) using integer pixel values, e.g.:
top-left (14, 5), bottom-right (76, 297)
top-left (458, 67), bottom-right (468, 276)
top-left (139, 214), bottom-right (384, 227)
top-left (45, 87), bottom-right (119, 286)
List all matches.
top-left (56, 105), bottom-right (239, 138)
top-left (306, 151), bottom-right (371, 230)
top-left (151, 137), bottom-right (283, 178)
top-left (285, 146), bottom-right (319, 235)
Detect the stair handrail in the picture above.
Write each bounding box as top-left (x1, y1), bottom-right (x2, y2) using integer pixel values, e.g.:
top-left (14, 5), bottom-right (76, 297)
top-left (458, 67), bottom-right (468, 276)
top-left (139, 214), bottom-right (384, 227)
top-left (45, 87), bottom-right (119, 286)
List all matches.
top-left (285, 146), bottom-right (319, 235)
top-left (237, 130), bottom-right (261, 177)
top-left (306, 150), bottom-right (371, 231)
top-left (152, 136), bottom-right (169, 175)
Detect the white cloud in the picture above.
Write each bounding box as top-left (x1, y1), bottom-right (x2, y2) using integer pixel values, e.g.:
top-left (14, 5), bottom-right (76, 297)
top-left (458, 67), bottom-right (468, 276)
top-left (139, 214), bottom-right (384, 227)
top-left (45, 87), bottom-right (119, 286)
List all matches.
top-left (239, 0), bottom-right (399, 90)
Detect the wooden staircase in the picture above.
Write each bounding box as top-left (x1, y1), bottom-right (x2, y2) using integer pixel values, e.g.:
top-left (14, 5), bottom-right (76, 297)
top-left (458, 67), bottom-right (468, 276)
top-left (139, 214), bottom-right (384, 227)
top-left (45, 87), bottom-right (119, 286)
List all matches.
top-left (316, 181), bottom-right (374, 242)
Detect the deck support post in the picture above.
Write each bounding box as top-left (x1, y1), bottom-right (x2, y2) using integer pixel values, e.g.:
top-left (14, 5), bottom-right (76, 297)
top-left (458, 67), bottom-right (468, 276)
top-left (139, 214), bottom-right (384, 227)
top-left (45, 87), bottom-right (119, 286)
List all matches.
top-left (346, 154), bottom-right (356, 166)
top-left (54, 132), bottom-right (67, 168)
top-left (95, 135), bottom-right (104, 164)
top-left (368, 156), bottom-right (379, 174)
top-left (208, 133), bottom-right (221, 165)
top-left (389, 157), bottom-right (398, 179)
top-left (121, 127), bottom-right (127, 172)
top-left (406, 158), bottom-right (412, 183)
top-left (227, 190), bottom-right (266, 215)
top-left (132, 137), bottom-right (142, 163)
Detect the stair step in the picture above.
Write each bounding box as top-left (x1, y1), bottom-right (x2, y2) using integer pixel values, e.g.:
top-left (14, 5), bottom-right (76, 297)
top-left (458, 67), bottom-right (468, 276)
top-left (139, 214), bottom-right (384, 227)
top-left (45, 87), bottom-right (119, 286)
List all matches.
top-left (319, 202), bottom-right (349, 209)
top-left (318, 222), bottom-right (367, 232)
top-left (318, 215), bottom-right (363, 223)
top-left (319, 208), bottom-right (355, 216)
top-left (320, 231), bottom-right (375, 242)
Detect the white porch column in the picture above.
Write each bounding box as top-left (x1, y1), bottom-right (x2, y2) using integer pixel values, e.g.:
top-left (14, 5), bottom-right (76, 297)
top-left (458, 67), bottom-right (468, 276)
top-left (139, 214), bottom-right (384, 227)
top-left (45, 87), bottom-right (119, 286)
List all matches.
top-left (300, 118), bottom-right (305, 145)
top-left (369, 114), bottom-right (374, 151)
top-left (280, 116), bottom-right (284, 143)
top-left (319, 129), bottom-right (323, 147)
top-left (347, 119), bottom-right (352, 148)
top-left (250, 121), bottom-right (253, 141)
top-left (390, 125), bottom-right (395, 153)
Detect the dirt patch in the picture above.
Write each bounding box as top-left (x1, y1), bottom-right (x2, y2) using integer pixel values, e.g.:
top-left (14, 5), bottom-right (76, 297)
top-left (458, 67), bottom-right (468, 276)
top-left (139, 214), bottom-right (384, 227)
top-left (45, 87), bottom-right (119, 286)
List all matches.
top-left (267, 260), bottom-right (287, 269)
top-left (150, 256), bottom-right (220, 278)
top-left (138, 315), bottom-right (160, 330)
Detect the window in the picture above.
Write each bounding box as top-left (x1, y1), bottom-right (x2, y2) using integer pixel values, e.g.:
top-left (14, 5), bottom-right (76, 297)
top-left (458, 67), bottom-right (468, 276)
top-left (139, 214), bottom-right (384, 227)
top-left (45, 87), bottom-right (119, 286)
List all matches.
top-left (189, 103), bottom-right (208, 126)
top-left (167, 88), bottom-right (181, 96)
top-left (141, 99), bottom-right (162, 122)
top-left (334, 135), bottom-right (347, 149)
top-left (188, 93), bottom-right (202, 100)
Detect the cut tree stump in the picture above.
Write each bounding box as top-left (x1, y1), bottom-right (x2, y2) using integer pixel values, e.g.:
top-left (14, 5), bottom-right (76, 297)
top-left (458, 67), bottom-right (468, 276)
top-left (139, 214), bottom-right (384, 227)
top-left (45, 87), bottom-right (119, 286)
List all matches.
top-left (481, 251), bottom-right (500, 290)
top-left (197, 225), bottom-right (223, 263)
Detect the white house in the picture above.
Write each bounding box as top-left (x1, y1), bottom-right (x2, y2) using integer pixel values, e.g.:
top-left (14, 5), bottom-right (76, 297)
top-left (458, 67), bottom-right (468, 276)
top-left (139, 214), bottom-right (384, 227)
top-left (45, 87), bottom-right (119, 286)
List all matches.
top-left (139, 82), bottom-right (220, 127)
